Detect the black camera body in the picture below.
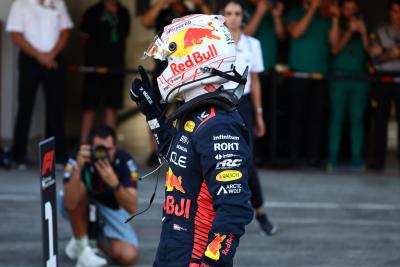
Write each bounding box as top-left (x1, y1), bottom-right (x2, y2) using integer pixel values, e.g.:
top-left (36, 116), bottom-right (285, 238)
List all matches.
top-left (91, 145), bottom-right (110, 163)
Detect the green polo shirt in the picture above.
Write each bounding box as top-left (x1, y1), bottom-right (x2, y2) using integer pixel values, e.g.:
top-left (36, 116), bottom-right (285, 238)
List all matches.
top-left (246, 5), bottom-right (278, 71)
top-left (257, 13), bottom-right (278, 71)
top-left (332, 23), bottom-right (368, 75)
top-left (285, 7), bottom-right (332, 74)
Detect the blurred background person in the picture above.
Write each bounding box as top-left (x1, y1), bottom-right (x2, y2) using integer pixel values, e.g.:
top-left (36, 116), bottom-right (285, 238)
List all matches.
top-left (223, 0), bottom-right (277, 236)
top-left (328, 0), bottom-right (370, 171)
top-left (6, 0), bottom-right (73, 168)
top-left (285, 0), bottom-right (340, 168)
top-left (60, 126), bottom-right (139, 267)
top-left (369, 0), bottom-right (400, 170)
top-left (141, 0), bottom-right (211, 166)
top-left (243, 0), bottom-right (285, 159)
top-left (80, 0), bottom-right (131, 144)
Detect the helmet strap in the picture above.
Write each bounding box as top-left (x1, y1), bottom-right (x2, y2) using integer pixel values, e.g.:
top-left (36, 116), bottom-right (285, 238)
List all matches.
top-left (166, 67), bottom-right (249, 123)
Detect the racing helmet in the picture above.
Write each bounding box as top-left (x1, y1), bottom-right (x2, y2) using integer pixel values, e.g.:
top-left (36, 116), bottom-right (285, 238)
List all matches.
top-left (143, 14), bottom-right (237, 103)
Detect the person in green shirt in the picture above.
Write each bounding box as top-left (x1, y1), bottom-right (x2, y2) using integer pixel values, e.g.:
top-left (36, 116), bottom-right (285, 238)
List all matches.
top-left (328, 0), bottom-right (370, 171)
top-left (243, 0), bottom-right (286, 160)
top-left (285, 0), bottom-right (340, 167)
top-left (244, 0), bottom-right (286, 71)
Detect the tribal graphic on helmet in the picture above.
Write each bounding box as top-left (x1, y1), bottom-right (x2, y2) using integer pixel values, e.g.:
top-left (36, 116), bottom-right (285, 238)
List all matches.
top-left (143, 14), bottom-right (237, 103)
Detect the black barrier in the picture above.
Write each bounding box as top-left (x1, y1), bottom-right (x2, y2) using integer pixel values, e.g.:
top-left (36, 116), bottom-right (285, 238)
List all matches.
top-left (67, 64), bottom-right (400, 84)
top-left (277, 70), bottom-right (400, 84)
top-left (39, 137), bottom-right (58, 267)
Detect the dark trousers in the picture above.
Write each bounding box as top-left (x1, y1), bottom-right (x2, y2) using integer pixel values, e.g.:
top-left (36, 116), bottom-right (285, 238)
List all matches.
top-left (373, 77), bottom-right (400, 166)
top-left (287, 78), bottom-right (328, 162)
top-left (238, 95), bottom-right (264, 209)
top-left (13, 52), bottom-right (66, 163)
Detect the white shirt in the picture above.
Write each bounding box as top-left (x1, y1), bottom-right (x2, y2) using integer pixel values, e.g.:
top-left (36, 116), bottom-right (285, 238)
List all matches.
top-left (6, 0), bottom-right (73, 52)
top-left (376, 25), bottom-right (400, 72)
top-left (225, 33), bottom-right (264, 95)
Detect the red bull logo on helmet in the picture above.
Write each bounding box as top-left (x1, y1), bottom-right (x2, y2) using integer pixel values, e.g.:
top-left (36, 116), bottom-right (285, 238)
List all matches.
top-left (165, 167), bottom-right (185, 193)
top-left (170, 44), bottom-right (218, 76)
top-left (183, 22), bottom-right (221, 49)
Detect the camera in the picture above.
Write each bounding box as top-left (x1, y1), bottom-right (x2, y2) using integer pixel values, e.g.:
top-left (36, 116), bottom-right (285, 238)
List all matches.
top-left (91, 145), bottom-right (110, 163)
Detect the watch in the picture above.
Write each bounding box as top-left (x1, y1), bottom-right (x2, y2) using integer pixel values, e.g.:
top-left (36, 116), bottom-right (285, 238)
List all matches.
top-left (110, 182), bottom-right (121, 193)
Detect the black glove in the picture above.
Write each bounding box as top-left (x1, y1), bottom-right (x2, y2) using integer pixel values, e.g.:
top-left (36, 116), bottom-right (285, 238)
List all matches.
top-left (130, 65), bottom-right (163, 120)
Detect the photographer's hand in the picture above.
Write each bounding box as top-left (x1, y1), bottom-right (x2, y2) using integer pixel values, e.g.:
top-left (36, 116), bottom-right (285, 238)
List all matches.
top-left (95, 159), bottom-right (138, 214)
top-left (77, 145), bottom-right (91, 169)
top-left (95, 160), bottom-right (119, 187)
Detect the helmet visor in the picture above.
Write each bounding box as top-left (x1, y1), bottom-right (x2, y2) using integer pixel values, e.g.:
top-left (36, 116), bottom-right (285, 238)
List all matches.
top-left (142, 35), bottom-right (170, 61)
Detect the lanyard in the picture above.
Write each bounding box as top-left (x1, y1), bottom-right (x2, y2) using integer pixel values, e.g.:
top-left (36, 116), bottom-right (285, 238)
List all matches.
top-left (102, 11), bottom-right (119, 43)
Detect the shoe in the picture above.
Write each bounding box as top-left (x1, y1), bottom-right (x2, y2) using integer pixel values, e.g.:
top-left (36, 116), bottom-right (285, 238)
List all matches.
top-left (65, 237), bottom-right (78, 260)
top-left (76, 246), bottom-right (107, 267)
top-left (255, 213), bottom-right (277, 236)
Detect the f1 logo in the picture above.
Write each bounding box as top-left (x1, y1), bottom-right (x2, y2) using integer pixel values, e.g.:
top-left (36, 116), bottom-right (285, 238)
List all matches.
top-left (42, 151), bottom-right (54, 176)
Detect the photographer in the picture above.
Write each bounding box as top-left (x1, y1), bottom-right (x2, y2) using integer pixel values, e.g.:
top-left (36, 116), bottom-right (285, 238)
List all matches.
top-left (60, 126), bottom-right (139, 267)
top-left (328, 0), bottom-right (370, 171)
top-left (285, 0), bottom-right (340, 167)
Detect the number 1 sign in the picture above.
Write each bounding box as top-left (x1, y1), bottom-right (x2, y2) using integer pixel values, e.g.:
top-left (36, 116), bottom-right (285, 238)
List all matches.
top-left (39, 137), bottom-right (58, 267)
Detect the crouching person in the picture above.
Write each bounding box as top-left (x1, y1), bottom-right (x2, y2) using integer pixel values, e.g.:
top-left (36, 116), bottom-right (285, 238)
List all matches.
top-left (60, 126), bottom-right (139, 267)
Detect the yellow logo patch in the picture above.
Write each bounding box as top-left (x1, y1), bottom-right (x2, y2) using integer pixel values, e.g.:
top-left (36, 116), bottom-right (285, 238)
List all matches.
top-left (131, 172), bottom-right (138, 182)
top-left (64, 164), bottom-right (73, 172)
top-left (205, 233), bottom-right (226, 260)
top-left (216, 170), bottom-right (242, 182)
top-left (184, 120), bottom-right (195, 132)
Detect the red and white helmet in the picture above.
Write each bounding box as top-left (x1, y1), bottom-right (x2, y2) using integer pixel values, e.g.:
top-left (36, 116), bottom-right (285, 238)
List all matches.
top-left (143, 14), bottom-right (237, 103)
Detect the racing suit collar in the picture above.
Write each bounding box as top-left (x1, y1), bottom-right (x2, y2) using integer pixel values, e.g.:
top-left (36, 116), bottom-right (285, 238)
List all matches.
top-left (166, 66), bottom-right (248, 124)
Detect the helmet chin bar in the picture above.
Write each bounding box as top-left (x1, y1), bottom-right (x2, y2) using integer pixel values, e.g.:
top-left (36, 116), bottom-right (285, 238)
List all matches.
top-left (166, 66), bottom-right (249, 123)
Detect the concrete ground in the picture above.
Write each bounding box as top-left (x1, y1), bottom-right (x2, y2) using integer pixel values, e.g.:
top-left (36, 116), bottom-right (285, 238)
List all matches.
top-left (0, 167), bottom-right (399, 267)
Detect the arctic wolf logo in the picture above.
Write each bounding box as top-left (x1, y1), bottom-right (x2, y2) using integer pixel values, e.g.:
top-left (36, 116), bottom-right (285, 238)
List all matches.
top-left (184, 22), bottom-right (221, 49)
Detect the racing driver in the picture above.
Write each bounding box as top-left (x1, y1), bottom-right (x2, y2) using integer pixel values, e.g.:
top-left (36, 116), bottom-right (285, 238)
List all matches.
top-left (130, 14), bottom-right (254, 267)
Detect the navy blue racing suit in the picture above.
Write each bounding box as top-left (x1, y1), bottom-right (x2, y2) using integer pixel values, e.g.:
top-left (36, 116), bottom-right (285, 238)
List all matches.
top-left (151, 105), bottom-right (254, 267)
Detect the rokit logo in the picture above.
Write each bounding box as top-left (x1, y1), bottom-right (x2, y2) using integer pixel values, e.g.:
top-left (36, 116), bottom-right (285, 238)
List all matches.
top-left (216, 159), bottom-right (242, 169)
top-left (214, 142), bottom-right (239, 151)
top-left (217, 184), bottom-right (242, 195)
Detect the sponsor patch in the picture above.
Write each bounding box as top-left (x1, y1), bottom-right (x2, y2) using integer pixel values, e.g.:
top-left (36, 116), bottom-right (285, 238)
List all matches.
top-left (170, 152), bottom-right (187, 168)
top-left (214, 142), bottom-right (239, 151)
top-left (176, 144), bottom-right (188, 153)
top-left (205, 233), bottom-right (226, 261)
top-left (213, 134), bottom-right (240, 141)
top-left (131, 172), bottom-right (138, 182)
top-left (215, 153), bottom-right (239, 160)
top-left (165, 167), bottom-right (185, 193)
top-left (184, 120), bottom-right (196, 132)
top-left (148, 118), bottom-right (160, 130)
top-left (217, 184), bottom-right (242, 195)
top-left (179, 135), bottom-right (190, 145)
top-left (216, 158), bottom-right (242, 169)
top-left (216, 170), bottom-right (242, 182)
